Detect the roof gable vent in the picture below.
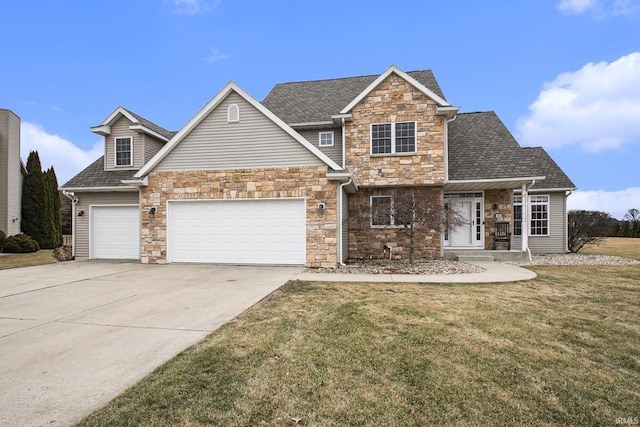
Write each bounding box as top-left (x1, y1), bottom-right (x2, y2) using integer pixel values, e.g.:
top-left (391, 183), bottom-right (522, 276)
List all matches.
top-left (228, 104), bottom-right (240, 122)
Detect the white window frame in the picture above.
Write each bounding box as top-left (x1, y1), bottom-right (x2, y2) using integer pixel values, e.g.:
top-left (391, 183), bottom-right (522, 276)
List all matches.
top-left (371, 195), bottom-right (392, 227)
top-left (114, 136), bottom-right (133, 167)
top-left (514, 194), bottom-right (549, 236)
top-left (319, 131), bottom-right (334, 147)
top-left (227, 104), bottom-right (240, 122)
top-left (370, 121), bottom-right (417, 155)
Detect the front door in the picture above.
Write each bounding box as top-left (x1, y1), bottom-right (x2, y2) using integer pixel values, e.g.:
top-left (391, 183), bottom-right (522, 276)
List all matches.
top-left (445, 195), bottom-right (484, 248)
top-left (451, 200), bottom-right (473, 246)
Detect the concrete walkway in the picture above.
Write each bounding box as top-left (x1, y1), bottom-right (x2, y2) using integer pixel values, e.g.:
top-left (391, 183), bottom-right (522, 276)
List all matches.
top-left (294, 261), bottom-right (537, 283)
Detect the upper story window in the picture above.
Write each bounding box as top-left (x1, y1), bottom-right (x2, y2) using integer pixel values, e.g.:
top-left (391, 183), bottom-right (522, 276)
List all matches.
top-left (371, 121), bottom-right (416, 155)
top-left (228, 104), bottom-right (240, 122)
top-left (115, 137), bottom-right (132, 166)
top-left (319, 131), bottom-right (334, 147)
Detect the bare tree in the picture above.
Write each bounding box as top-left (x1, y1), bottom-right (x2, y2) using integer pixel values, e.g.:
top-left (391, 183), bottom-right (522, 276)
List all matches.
top-left (389, 188), bottom-right (466, 264)
top-left (568, 210), bottom-right (617, 253)
top-left (623, 208), bottom-right (640, 237)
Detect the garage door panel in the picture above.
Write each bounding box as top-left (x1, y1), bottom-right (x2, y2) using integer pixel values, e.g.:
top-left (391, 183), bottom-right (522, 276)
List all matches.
top-left (91, 206), bottom-right (140, 259)
top-left (169, 199), bottom-right (305, 265)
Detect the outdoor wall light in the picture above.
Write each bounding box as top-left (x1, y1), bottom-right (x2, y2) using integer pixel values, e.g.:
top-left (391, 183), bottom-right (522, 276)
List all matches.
top-left (317, 203), bottom-right (325, 213)
top-left (77, 211), bottom-right (85, 217)
top-left (492, 203), bottom-right (499, 210)
top-left (149, 207), bottom-right (157, 215)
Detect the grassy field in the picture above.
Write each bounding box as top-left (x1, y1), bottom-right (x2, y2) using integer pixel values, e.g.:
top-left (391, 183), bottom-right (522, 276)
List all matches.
top-left (77, 240), bottom-right (640, 426)
top-left (0, 250), bottom-right (57, 270)
top-left (581, 236), bottom-right (640, 259)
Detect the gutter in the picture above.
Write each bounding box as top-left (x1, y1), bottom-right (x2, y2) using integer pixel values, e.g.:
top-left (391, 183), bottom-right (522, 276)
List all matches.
top-left (337, 177), bottom-right (354, 267)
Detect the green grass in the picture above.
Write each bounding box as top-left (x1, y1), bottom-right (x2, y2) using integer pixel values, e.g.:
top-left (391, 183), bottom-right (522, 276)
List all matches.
top-left (77, 241), bottom-right (640, 426)
top-left (0, 250), bottom-right (57, 269)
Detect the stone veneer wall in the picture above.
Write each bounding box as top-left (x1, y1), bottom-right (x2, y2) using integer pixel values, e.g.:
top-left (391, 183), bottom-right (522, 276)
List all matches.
top-left (483, 189), bottom-right (513, 250)
top-left (140, 166), bottom-right (338, 267)
top-left (344, 73), bottom-right (446, 187)
top-left (348, 187), bottom-right (443, 261)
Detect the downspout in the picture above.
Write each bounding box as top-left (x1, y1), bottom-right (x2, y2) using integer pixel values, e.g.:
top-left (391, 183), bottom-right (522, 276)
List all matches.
top-left (441, 114), bottom-right (456, 258)
top-left (341, 117), bottom-right (346, 169)
top-left (62, 190), bottom-right (76, 258)
top-left (565, 190), bottom-right (573, 253)
top-left (337, 177), bottom-right (353, 267)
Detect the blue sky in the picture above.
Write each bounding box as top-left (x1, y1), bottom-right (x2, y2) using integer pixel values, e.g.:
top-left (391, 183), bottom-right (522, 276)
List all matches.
top-left (2, 0), bottom-right (639, 219)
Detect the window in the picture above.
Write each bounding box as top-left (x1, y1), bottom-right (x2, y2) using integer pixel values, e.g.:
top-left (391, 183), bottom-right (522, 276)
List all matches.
top-left (371, 122), bottom-right (416, 154)
top-left (513, 195), bottom-right (549, 236)
top-left (115, 137), bottom-right (132, 166)
top-left (513, 196), bottom-right (523, 236)
top-left (530, 195), bottom-right (549, 235)
top-left (319, 131), bottom-right (334, 147)
top-left (228, 104), bottom-right (240, 122)
top-left (371, 196), bottom-right (392, 226)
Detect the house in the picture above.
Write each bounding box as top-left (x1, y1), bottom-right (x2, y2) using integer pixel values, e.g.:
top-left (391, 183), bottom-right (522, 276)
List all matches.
top-left (0, 109), bottom-right (25, 237)
top-left (61, 65), bottom-right (575, 267)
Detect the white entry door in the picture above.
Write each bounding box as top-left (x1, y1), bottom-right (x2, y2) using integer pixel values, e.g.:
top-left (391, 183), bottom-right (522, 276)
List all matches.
top-left (168, 199), bottom-right (306, 265)
top-left (448, 198), bottom-right (484, 248)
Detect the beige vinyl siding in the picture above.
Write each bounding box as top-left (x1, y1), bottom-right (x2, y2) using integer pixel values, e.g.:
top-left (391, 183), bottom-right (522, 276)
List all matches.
top-left (144, 134), bottom-right (166, 163)
top-left (104, 116), bottom-right (140, 171)
top-left (154, 92), bottom-right (325, 172)
top-left (513, 192), bottom-right (567, 254)
top-left (342, 188), bottom-right (349, 262)
top-left (73, 191), bottom-right (139, 258)
top-left (0, 109), bottom-right (23, 236)
top-left (298, 127), bottom-right (343, 166)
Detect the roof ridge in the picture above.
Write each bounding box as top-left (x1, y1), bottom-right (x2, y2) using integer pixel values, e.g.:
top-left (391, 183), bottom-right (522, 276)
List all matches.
top-left (270, 69), bottom-right (434, 86)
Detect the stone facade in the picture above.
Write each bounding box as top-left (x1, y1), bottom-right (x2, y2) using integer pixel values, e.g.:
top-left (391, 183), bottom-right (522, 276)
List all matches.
top-left (341, 73), bottom-right (447, 262)
top-left (348, 187), bottom-right (443, 261)
top-left (139, 166), bottom-right (338, 267)
top-left (483, 189), bottom-right (514, 250)
top-left (344, 73), bottom-right (446, 187)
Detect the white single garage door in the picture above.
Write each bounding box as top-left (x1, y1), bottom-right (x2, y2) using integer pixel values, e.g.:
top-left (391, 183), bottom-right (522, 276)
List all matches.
top-left (168, 199), bottom-right (305, 265)
top-left (90, 206), bottom-right (140, 259)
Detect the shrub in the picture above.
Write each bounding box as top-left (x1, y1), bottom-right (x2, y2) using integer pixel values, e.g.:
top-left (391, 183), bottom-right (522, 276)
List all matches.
top-left (3, 233), bottom-right (40, 253)
top-left (0, 229), bottom-right (5, 251)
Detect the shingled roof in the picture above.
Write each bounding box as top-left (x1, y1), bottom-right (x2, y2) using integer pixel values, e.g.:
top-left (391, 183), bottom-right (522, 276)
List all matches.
top-left (523, 147), bottom-right (576, 190)
top-left (61, 156), bottom-right (138, 189)
top-left (120, 108), bottom-right (177, 140)
top-left (262, 70), bottom-right (446, 124)
top-left (448, 112), bottom-right (575, 189)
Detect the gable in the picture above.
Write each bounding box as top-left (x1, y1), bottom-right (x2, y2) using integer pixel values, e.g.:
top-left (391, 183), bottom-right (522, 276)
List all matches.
top-left (152, 92), bottom-right (327, 172)
top-left (262, 68), bottom-right (448, 125)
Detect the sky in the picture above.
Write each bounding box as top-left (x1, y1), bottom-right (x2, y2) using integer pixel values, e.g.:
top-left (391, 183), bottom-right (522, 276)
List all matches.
top-left (1, 0), bottom-right (639, 219)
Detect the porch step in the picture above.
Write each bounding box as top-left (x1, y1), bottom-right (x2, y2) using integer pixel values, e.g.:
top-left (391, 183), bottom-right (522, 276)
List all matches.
top-left (456, 254), bottom-right (495, 263)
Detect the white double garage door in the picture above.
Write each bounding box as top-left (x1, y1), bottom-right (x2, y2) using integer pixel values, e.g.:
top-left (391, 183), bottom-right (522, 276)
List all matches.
top-left (90, 199), bottom-right (306, 265)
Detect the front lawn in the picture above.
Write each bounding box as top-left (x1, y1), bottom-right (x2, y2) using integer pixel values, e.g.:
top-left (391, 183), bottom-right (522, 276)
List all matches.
top-left (0, 250), bottom-right (57, 270)
top-left (78, 261), bottom-right (640, 425)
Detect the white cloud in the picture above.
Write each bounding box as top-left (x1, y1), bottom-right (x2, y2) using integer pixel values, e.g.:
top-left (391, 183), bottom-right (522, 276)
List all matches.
top-left (173, 0), bottom-right (220, 15)
top-left (557, 0), bottom-right (596, 14)
top-left (556, 0), bottom-right (640, 17)
top-left (20, 122), bottom-right (103, 186)
top-left (205, 47), bottom-right (229, 63)
top-left (568, 187), bottom-right (640, 219)
top-left (516, 52), bottom-right (640, 152)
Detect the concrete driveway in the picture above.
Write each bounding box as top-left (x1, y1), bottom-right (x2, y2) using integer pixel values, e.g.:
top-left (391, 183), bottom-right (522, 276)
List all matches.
top-left (0, 261), bottom-right (303, 427)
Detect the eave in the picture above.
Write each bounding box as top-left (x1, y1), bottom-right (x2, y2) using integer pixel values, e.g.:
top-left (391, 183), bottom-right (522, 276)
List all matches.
top-left (58, 186), bottom-right (139, 192)
top-left (444, 176), bottom-right (546, 192)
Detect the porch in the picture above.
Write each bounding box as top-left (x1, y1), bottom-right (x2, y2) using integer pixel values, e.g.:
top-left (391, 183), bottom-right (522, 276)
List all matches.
top-left (443, 249), bottom-right (530, 263)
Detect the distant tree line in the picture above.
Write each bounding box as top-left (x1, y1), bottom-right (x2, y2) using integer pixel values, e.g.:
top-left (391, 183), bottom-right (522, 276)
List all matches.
top-left (611, 208), bottom-right (640, 238)
top-left (568, 208), bottom-right (640, 253)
